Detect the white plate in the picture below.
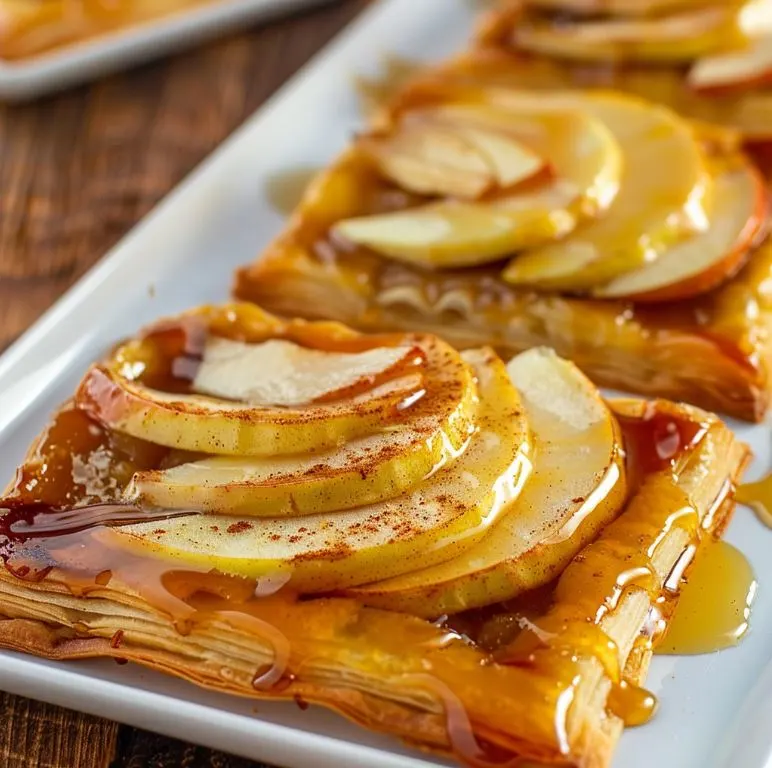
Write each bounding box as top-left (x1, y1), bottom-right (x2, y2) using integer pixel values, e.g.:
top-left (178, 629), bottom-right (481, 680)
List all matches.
top-left (0, 0), bottom-right (337, 100)
top-left (0, 1), bottom-right (770, 766)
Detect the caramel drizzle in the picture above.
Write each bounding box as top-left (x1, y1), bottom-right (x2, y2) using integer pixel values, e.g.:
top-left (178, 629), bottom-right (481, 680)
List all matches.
top-left (490, 407), bottom-right (728, 743)
top-left (0, 503), bottom-right (292, 690)
top-left (399, 675), bottom-right (520, 768)
top-left (737, 473), bottom-right (772, 529)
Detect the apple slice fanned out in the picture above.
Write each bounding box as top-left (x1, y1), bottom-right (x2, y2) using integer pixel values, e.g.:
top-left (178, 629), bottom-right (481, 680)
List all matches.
top-left (359, 120), bottom-right (545, 200)
top-left (334, 104), bottom-right (621, 268)
top-left (501, 91), bottom-right (710, 292)
top-left (124, 426), bottom-right (462, 518)
top-left (114, 349), bottom-right (533, 592)
top-left (513, 5), bottom-right (744, 63)
top-left (124, 341), bottom-right (479, 517)
top-left (77, 332), bottom-right (476, 457)
top-left (193, 336), bottom-right (424, 407)
top-left (347, 348), bottom-right (627, 617)
top-left (595, 154), bottom-right (769, 302)
top-left (690, 35), bottom-right (772, 92)
top-left (360, 123), bottom-right (495, 200)
top-left (448, 122), bottom-right (547, 188)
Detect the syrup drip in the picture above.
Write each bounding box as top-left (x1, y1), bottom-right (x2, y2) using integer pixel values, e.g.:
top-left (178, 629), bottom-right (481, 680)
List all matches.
top-left (656, 540), bottom-right (757, 655)
top-left (399, 675), bottom-right (519, 768)
top-left (736, 473), bottom-right (772, 528)
top-left (486, 434), bottom-right (728, 747)
top-left (607, 680), bottom-right (657, 727)
top-left (265, 167), bottom-right (322, 216)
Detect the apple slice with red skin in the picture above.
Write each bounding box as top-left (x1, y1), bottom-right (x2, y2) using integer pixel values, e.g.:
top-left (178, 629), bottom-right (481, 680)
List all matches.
top-left (595, 153), bottom-right (769, 302)
top-left (690, 35), bottom-right (772, 93)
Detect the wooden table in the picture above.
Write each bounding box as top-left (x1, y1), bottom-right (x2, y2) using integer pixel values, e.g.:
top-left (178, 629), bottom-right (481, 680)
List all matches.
top-left (0, 2), bottom-right (368, 765)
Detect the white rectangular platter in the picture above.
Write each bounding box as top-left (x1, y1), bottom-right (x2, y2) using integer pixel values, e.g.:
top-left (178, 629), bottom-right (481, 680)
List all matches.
top-left (0, 0), bottom-right (338, 100)
top-left (1, 1), bottom-right (771, 766)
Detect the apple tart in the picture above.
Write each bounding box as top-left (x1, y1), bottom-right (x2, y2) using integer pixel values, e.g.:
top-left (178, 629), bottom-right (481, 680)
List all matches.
top-left (0, 0), bottom-right (221, 59)
top-left (0, 304), bottom-right (749, 767)
top-left (475, 0), bottom-right (772, 142)
top-left (236, 74), bottom-right (772, 421)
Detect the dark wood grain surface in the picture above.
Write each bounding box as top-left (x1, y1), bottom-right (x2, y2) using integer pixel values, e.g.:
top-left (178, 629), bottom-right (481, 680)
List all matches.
top-left (0, 1), bottom-right (368, 766)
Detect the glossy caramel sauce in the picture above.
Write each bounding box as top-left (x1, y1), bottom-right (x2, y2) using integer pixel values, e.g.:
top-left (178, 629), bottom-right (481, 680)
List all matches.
top-left (656, 540), bottom-right (757, 655)
top-left (737, 473), bottom-right (772, 528)
top-left (607, 681), bottom-right (658, 728)
top-left (265, 167), bottom-right (323, 216)
top-left (614, 402), bottom-right (708, 480)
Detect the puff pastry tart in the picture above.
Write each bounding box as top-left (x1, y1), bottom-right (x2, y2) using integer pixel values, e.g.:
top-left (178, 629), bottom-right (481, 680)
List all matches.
top-left (236, 71), bottom-right (772, 420)
top-left (0, 0), bottom-right (216, 59)
top-left (474, 0), bottom-right (772, 142)
top-left (0, 304), bottom-right (749, 767)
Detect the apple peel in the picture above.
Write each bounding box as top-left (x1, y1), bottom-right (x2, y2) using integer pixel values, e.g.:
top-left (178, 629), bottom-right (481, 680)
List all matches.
top-left (595, 154), bottom-right (769, 302)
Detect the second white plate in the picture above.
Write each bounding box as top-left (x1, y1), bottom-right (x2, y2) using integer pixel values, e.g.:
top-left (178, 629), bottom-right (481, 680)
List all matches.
top-left (0, 0), bottom-right (338, 100)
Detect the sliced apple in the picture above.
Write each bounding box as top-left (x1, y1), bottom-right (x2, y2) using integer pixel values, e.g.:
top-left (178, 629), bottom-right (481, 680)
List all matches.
top-left (740, 0), bottom-right (772, 37)
top-left (448, 123), bottom-right (546, 188)
top-left (423, 103), bottom-right (620, 212)
top-left (690, 35), bottom-right (772, 92)
top-left (359, 119), bottom-right (545, 200)
top-left (501, 91), bottom-right (710, 291)
top-left (333, 200), bottom-right (577, 269)
top-left (113, 349), bottom-right (533, 592)
top-left (124, 345), bottom-right (478, 517)
top-left (77, 333), bottom-right (476, 457)
top-left (192, 337), bottom-right (424, 407)
top-left (334, 104), bottom-right (621, 268)
top-left (359, 123), bottom-right (495, 200)
top-left (595, 154), bottom-right (769, 301)
top-left (124, 425), bottom-right (462, 518)
top-left (417, 49), bottom-right (772, 142)
top-left (347, 348), bottom-right (627, 617)
top-left (513, 6), bottom-right (744, 63)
